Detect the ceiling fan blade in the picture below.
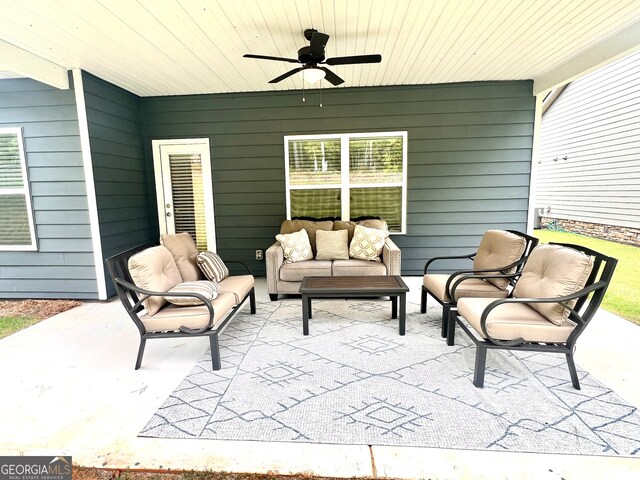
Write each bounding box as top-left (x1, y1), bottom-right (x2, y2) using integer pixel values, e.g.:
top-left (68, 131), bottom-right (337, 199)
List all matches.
top-left (309, 31), bottom-right (329, 58)
top-left (325, 54), bottom-right (382, 66)
top-left (269, 67), bottom-right (304, 83)
top-left (244, 54), bottom-right (300, 64)
top-left (319, 67), bottom-right (344, 86)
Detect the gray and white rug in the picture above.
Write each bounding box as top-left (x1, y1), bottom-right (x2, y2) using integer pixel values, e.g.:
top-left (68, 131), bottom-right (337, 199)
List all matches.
top-left (141, 300), bottom-right (640, 456)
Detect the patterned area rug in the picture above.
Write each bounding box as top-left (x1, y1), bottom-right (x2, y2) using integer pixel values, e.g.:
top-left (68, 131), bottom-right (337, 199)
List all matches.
top-left (141, 300), bottom-right (640, 456)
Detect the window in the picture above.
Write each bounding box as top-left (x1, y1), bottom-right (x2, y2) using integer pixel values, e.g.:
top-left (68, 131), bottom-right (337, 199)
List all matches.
top-left (0, 128), bottom-right (36, 250)
top-left (285, 132), bottom-right (407, 233)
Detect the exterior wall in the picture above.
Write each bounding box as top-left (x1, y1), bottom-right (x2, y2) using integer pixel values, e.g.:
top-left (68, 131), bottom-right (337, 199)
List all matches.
top-left (142, 81), bottom-right (535, 275)
top-left (536, 50), bottom-right (640, 230)
top-left (0, 76), bottom-right (98, 298)
top-left (82, 72), bottom-right (155, 297)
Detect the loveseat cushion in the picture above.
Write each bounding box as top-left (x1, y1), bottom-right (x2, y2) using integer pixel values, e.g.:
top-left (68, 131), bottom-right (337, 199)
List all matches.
top-left (276, 229), bottom-right (314, 263)
top-left (513, 244), bottom-right (594, 325)
top-left (472, 230), bottom-right (526, 289)
top-left (128, 246), bottom-right (182, 316)
top-left (140, 292), bottom-right (237, 333)
top-left (280, 220), bottom-right (334, 255)
top-left (423, 274), bottom-right (508, 302)
top-left (160, 232), bottom-right (202, 282)
top-left (279, 260), bottom-right (332, 281)
top-left (218, 274), bottom-right (254, 304)
top-left (332, 259), bottom-right (387, 276)
top-left (458, 297), bottom-right (576, 343)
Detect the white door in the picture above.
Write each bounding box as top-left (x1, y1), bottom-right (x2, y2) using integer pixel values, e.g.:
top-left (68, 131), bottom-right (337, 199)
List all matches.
top-left (152, 138), bottom-right (216, 252)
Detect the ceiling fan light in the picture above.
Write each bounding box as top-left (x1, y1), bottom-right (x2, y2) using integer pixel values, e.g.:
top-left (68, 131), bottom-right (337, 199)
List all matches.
top-left (301, 67), bottom-right (325, 84)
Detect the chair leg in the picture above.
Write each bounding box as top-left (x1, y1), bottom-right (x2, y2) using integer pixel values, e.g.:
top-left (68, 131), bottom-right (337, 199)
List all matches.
top-left (420, 286), bottom-right (427, 314)
top-left (210, 333), bottom-right (222, 370)
top-left (566, 352), bottom-right (581, 390)
top-left (473, 345), bottom-right (488, 388)
top-left (441, 305), bottom-right (450, 338)
top-left (446, 309), bottom-right (457, 346)
top-left (134, 338), bottom-right (146, 370)
top-left (269, 294), bottom-right (278, 301)
top-left (249, 288), bottom-right (256, 314)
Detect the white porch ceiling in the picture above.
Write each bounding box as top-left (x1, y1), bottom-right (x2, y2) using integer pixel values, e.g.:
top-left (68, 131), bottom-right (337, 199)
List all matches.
top-left (0, 0), bottom-right (640, 96)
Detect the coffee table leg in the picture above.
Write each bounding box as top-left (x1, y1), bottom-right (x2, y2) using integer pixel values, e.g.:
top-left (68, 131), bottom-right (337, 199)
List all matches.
top-left (399, 293), bottom-right (406, 335)
top-left (391, 296), bottom-right (398, 318)
top-left (302, 295), bottom-right (310, 335)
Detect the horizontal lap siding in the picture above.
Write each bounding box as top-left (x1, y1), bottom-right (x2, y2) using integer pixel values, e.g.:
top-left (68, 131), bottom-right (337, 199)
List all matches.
top-left (536, 51), bottom-right (640, 228)
top-left (82, 72), bottom-right (155, 297)
top-left (0, 77), bottom-right (98, 299)
top-left (142, 82), bottom-right (534, 275)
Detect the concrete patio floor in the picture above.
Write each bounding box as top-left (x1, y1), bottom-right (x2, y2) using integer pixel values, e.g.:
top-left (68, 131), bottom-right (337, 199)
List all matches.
top-left (0, 277), bottom-right (639, 479)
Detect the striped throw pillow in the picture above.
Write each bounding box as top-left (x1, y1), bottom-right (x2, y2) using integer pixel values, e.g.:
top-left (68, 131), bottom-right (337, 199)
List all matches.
top-left (166, 280), bottom-right (219, 306)
top-left (196, 251), bottom-right (230, 282)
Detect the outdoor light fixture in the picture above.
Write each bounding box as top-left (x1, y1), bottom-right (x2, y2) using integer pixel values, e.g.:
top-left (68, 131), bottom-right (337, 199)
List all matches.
top-left (301, 67), bottom-right (326, 84)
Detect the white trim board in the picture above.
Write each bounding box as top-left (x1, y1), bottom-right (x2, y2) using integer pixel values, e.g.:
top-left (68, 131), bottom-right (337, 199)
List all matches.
top-left (72, 68), bottom-right (107, 300)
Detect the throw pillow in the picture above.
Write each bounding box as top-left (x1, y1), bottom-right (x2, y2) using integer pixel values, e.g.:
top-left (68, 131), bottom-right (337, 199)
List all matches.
top-left (196, 251), bottom-right (230, 282)
top-left (160, 232), bottom-right (203, 282)
top-left (275, 228), bottom-right (314, 263)
top-left (128, 246), bottom-right (182, 316)
top-left (166, 280), bottom-right (219, 306)
top-left (315, 229), bottom-right (349, 260)
top-left (349, 225), bottom-right (388, 262)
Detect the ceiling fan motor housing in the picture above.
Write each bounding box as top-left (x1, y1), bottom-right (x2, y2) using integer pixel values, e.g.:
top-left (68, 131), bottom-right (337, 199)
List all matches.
top-left (297, 46), bottom-right (324, 64)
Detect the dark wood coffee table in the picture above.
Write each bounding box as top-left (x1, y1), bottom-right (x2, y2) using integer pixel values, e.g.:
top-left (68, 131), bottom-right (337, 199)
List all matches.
top-left (299, 276), bottom-right (410, 336)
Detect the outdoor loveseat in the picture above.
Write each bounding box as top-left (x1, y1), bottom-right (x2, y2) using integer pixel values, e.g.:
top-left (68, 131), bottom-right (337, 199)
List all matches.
top-left (106, 233), bottom-right (255, 371)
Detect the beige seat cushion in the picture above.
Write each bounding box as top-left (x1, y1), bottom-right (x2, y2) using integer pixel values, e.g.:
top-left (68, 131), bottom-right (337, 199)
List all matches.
top-left (458, 297), bottom-right (576, 344)
top-left (279, 261), bottom-right (333, 281)
top-left (316, 229), bottom-right (349, 260)
top-left (218, 275), bottom-right (254, 304)
top-left (128, 246), bottom-right (182, 316)
top-left (160, 232), bottom-right (203, 282)
top-left (423, 274), bottom-right (508, 303)
top-left (140, 292), bottom-right (237, 333)
top-left (276, 229), bottom-right (314, 263)
top-left (473, 230), bottom-right (526, 289)
top-left (280, 220), bottom-right (334, 256)
top-left (332, 259), bottom-right (387, 276)
top-left (513, 244), bottom-right (594, 325)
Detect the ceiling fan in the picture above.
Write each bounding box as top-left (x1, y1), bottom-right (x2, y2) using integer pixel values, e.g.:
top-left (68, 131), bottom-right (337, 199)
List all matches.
top-left (243, 29), bottom-right (382, 86)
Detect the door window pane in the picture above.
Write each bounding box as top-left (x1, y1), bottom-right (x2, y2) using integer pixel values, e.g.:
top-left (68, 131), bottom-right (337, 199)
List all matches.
top-left (169, 153), bottom-right (207, 251)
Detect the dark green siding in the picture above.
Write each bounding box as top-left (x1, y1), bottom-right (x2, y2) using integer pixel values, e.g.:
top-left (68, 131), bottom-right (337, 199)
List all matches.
top-left (142, 81), bottom-right (534, 275)
top-left (83, 72), bottom-right (155, 297)
top-left (0, 76), bottom-right (98, 299)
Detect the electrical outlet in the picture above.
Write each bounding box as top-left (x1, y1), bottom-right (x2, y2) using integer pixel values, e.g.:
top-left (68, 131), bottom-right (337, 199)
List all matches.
top-left (255, 249), bottom-right (264, 261)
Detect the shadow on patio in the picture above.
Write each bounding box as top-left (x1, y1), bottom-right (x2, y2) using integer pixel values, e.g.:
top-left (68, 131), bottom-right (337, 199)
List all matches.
top-left (0, 278), bottom-right (638, 479)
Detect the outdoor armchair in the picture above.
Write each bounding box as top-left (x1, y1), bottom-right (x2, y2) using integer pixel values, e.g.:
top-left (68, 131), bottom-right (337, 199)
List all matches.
top-left (421, 230), bottom-right (538, 337)
top-left (448, 242), bottom-right (617, 389)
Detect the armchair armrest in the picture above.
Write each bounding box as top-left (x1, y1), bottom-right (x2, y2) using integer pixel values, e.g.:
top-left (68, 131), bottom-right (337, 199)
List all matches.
top-left (266, 241), bottom-right (284, 293)
top-left (476, 281), bottom-right (609, 347)
top-left (446, 256), bottom-right (528, 300)
top-left (224, 260), bottom-right (253, 276)
top-left (424, 252), bottom-right (477, 274)
top-left (114, 277), bottom-right (215, 335)
top-left (383, 237), bottom-right (401, 275)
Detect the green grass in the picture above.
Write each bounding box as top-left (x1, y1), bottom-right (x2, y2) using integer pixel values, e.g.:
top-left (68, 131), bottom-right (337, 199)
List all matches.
top-left (0, 315), bottom-right (41, 340)
top-left (534, 229), bottom-right (640, 324)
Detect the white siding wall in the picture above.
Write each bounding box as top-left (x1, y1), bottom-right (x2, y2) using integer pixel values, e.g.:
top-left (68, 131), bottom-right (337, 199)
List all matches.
top-left (535, 50), bottom-right (640, 229)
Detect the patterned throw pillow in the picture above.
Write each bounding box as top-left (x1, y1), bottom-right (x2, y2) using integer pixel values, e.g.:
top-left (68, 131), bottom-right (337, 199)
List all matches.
top-left (275, 228), bottom-right (314, 263)
top-left (166, 280), bottom-right (219, 306)
top-left (196, 251), bottom-right (230, 282)
top-left (349, 225), bottom-right (388, 262)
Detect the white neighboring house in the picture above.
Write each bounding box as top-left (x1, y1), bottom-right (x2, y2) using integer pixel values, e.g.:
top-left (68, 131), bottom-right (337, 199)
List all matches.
top-left (535, 50), bottom-right (640, 246)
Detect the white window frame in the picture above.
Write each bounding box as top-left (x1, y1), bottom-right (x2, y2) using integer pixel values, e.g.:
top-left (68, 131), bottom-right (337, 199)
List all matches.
top-left (0, 127), bottom-right (37, 251)
top-left (284, 131), bottom-right (408, 234)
